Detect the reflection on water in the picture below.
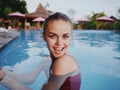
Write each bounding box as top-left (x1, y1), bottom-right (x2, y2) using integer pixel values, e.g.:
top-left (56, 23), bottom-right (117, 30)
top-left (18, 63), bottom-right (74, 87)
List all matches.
top-left (70, 30), bottom-right (120, 90)
top-left (0, 30), bottom-right (120, 90)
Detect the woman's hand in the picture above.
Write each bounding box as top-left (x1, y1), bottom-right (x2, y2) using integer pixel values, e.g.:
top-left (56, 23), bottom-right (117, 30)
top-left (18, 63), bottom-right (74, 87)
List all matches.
top-left (0, 70), bottom-right (5, 81)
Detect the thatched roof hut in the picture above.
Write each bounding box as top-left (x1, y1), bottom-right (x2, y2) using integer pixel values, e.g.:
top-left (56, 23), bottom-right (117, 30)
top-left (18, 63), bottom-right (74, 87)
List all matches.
top-left (26, 3), bottom-right (49, 19)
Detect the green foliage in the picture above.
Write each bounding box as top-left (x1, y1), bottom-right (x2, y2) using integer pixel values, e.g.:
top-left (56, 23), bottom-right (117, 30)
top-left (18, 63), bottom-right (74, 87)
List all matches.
top-left (90, 12), bottom-right (105, 21)
top-left (74, 11), bottom-right (120, 30)
top-left (83, 22), bottom-right (96, 29)
top-left (0, 0), bottom-right (28, 18)
top-left (3, 7), bottom-right (12, 15)
top-left (72, 23), bottom-right (78, 29)
top-left (47, 10), bottom-right (53, 14)
top-left (89, 12), bottom-right (105, 29)
top-left (114, 20), bottom-right (120, 30)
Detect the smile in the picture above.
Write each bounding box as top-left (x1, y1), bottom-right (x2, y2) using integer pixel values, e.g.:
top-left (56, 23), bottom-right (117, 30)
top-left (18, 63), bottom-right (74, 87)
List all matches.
top-left (54, 47), bottom-right (64, 54)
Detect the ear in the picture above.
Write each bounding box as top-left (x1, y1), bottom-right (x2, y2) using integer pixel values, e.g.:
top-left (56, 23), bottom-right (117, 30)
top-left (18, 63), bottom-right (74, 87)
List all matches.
top-left (42, 32), bottom-right (46, 41)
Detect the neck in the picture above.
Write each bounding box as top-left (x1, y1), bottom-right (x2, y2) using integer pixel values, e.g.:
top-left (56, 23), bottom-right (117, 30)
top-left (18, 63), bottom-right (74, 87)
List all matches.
top-left (50, 54), bottom-right (56, 62)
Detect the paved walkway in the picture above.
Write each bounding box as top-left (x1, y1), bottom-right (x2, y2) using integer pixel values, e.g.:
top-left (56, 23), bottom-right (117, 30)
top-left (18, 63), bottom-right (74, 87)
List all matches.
top-left (0, 30), bottom-right (20, 51)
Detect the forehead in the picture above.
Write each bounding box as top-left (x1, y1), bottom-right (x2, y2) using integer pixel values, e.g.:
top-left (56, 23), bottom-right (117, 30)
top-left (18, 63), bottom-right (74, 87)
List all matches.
top-left (46, 20), bottom-right (72, 34)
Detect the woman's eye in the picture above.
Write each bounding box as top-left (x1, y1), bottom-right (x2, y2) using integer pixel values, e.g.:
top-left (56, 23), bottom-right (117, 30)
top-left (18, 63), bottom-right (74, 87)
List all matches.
top-left (49, 35), bottom-right (56, 39)
top-left (63, 35), bottom-right (70, 39)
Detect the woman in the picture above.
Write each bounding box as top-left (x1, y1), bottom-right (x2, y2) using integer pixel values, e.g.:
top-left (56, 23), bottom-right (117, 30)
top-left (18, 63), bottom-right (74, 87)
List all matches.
top-left (0, 12), bottom-right (81, 90)
top-left (42, 12), bottom-right (81, 90)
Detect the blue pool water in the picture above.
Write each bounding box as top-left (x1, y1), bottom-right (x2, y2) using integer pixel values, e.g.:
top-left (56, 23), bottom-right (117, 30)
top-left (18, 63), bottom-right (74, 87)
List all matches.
top-left (0, 30), bottom-right (120, 90)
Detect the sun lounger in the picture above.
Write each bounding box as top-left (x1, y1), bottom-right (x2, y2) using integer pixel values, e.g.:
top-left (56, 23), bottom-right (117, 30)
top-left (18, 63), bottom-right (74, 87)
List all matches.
top-left (0, 27), bottom-right (8, 32)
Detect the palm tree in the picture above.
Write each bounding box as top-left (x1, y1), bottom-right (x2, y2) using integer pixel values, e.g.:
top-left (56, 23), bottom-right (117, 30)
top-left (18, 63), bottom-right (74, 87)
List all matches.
top-left (89, 12), bottom-right (105, 29)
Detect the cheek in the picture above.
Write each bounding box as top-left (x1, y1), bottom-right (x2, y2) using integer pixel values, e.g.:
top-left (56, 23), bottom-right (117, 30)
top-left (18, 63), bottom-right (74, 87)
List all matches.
top-left (65, 39), bottom-right (71, 46)
top-left (46, 38), bottom-right (55, 47)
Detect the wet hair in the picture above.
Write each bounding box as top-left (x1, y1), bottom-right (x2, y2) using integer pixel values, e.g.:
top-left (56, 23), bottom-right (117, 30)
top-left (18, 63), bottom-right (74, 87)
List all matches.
top-left (43, 12), bottom-right (72, 34)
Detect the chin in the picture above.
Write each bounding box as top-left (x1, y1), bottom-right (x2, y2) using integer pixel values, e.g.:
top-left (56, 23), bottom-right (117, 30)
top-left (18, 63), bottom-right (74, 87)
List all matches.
top-left (50, 48), bottom-right (67, 59)
top-left (53, 52), bottom-right (66, 59)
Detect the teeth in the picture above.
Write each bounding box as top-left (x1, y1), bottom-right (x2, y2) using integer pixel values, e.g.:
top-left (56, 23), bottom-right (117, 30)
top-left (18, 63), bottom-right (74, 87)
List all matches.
top-left (54, 47), bottom-right (63, 51)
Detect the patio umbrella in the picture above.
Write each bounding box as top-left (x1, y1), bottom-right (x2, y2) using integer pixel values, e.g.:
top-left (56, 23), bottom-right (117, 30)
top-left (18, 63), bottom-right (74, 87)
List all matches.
top-left (32, 17), bottom-right (45, 22)
top-left (96, 16), bottom-right (114, 21)
top-left (8, 12), bottom-right (26, 29)
top-left (8, 12), bottom-right (25, 18)
top-left (77, 18), bottom-right (89, 29)
top-left (96, 16), bottom-right (114, 29)
top-left (77, 18), bottom-right (89, 22)
top-left (32, 17), bottom-right (45, 29)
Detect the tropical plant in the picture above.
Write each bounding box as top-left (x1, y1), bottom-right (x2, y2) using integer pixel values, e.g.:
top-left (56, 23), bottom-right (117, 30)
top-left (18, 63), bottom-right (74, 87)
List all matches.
top-left (0, 0), bottom-right (28, 19)
top-left (89, 12), bottom-right (105, 29)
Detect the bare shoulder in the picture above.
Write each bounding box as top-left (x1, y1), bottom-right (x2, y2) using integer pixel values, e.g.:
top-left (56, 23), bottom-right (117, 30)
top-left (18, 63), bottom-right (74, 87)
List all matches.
top-left (52, 54), bottom-right (78, 75)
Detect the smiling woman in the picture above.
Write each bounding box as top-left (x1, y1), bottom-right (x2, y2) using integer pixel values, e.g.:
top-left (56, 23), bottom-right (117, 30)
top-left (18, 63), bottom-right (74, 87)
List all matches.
top-left (42, 12), bottom-right (81, 90)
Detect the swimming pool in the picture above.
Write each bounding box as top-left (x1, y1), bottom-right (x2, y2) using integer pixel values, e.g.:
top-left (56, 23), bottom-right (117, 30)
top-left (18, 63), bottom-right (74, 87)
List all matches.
top-left (0, 30), bottom-right (120, 90)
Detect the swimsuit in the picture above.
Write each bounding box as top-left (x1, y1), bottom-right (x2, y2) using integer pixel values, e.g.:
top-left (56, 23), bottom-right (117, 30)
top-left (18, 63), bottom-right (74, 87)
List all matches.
top-left (59, 69), bottom-right (81, 90)
top-left (49, 69), bottom-right (81, 90)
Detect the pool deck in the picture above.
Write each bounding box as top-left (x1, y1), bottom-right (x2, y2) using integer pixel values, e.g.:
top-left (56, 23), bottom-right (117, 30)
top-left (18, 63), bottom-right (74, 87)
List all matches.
top-left (0, 30), bottom-right (20, 51)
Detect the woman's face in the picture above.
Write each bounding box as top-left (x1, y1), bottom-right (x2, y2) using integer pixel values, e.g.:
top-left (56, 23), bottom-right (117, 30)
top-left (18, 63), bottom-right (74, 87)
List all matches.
top-left (43, 20), bottom-right (72, 59)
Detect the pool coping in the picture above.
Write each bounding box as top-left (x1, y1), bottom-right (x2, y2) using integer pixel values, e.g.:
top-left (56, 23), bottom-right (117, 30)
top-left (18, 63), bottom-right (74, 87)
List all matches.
top-left (0, 30), bottom-right (20, 51)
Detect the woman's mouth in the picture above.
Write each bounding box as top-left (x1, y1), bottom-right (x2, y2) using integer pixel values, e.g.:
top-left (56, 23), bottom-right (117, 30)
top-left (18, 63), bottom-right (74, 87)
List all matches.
top-left (54, 47), bottom-right (64, 54)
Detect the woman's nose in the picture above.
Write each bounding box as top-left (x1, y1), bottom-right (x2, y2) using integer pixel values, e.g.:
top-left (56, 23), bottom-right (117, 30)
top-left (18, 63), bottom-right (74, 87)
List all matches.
top-left (56, 37), bottom-right (63, 45)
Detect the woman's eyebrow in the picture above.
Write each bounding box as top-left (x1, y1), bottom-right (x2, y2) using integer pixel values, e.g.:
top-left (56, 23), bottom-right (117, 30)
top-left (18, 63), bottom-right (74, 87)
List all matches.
top-left (64, 33), bottom-right (70, 35)
top-left (48, 32), bottom-right (57, 35)
top-left (48, 32), bottom-right (70, 35)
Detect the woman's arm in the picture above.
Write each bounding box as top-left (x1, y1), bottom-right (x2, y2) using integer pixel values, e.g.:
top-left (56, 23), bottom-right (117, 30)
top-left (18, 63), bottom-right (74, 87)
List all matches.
top-left (0, 72), bottom-right (31, 90)
top-left (0, 70), bottom-right (4, 81)
top-left (42, 72), bottom-right (71, 90)
top-left (2, 58), bottom-right (51, 85)
top-left (42, 55), bottom-right (78, 90)
top-left (0, 57), bottom-right (51, 90)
